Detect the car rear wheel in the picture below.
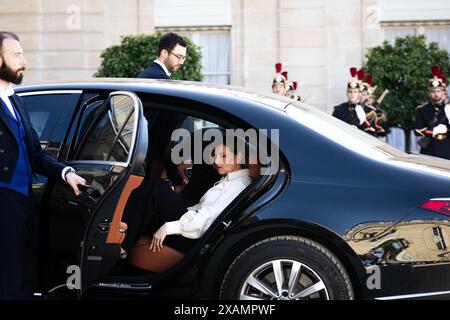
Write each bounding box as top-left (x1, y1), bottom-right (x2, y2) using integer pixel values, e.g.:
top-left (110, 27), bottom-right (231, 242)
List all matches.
top-left (219, 236), bottom-right (354, 300)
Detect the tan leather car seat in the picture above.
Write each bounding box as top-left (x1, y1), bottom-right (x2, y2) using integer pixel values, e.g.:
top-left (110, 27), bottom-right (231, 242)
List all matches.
top-left (128, 236), bottom-right (184, 272)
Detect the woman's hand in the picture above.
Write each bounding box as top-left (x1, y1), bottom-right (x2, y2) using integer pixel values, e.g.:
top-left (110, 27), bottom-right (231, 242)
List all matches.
top-left (149, 224), bottom-right (167, 252)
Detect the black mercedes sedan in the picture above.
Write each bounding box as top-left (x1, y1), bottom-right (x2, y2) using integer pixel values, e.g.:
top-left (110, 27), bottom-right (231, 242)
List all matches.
top-left (15, 79), bottom-right (450, 300)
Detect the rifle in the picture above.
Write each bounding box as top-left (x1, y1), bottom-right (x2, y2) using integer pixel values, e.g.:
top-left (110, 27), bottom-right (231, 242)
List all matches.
top-left (377, 89), bottom-right (389, 105)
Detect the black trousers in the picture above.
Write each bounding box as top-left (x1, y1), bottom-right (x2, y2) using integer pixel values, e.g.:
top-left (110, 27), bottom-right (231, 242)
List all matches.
top-left (0, 188), bottom-right (36, 300)
top-left (122, 178), bottom-right (197, 254)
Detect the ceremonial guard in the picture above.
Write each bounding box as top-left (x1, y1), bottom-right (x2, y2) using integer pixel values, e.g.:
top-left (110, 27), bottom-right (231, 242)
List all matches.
top-left (271, 63), bottom-right (302, 101)
top-left (287, 81), bottom-right (301, 101)
top-left (443, 76), bottom-right (449, 105)
top-left (415, 66), bottom-right (450, 160)
top-left (281, 71), bottom-right (290, 97)
top-left (281, 71), bottom-right (302, 101)
top-left (272, 63), bottom-right (287, 96)
top-left (332, 67), bottom-right (375, 134)
top-left (361, 73), bottom-right (388, 137)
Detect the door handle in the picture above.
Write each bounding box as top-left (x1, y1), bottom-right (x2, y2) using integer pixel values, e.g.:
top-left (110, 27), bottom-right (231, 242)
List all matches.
top-left (78, 184), bottom-right (101, 198)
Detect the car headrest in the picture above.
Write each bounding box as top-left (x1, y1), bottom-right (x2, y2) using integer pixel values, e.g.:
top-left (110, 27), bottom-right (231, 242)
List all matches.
top-left (248, 163), bottom-right (261, 179)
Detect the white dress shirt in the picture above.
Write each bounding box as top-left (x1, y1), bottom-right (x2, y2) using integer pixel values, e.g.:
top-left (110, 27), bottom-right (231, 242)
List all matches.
top-left (0, 83), bottom-right (72, 182)
top-left (154, 60), bottom-right (171, 78)
top-left (165, 168), bottom-right (253, 239)
top-left (0, 84), bottom-right (17, 120)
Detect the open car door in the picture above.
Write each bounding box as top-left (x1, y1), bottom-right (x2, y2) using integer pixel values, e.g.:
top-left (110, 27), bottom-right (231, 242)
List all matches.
top-left (58, 91), bottom-right (148, 297)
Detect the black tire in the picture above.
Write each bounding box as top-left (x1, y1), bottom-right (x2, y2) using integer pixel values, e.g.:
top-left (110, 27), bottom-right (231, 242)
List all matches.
top-left (219, 236), bottom-right (354, 300)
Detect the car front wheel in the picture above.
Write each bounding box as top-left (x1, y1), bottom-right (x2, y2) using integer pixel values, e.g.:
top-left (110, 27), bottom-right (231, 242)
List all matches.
top-left (219, 236), bottom-right (354, 300)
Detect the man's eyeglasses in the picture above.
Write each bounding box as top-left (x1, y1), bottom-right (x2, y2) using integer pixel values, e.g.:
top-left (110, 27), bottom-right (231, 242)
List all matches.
top-left (167, 49), bottom-right (186, 62)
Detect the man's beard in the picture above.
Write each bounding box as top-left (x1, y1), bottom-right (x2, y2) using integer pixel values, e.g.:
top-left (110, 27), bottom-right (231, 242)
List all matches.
top-left (168, 64), bottom-right (178, 73)
top-left (431, 96), bottom-right (443, 104)
top-left (167, 60), bottom-right (179, 73)
top-left (0, 62), bottom-right (24, 85)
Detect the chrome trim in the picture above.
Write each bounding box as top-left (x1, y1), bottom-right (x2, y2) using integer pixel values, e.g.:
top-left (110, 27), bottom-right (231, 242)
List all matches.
top-left (430, 198), bottom-right (450, 201)
top-left (65, 201), bottom-right (80, 207)
top-left (17, 90), bottom-right (83, 96)
top-left (87, 256), bottom-right (102, 261)
top-left (376, 290), bottom-right (450, 300)
top-left (108, 91), bottom-right (140, 165)
top-left (66, 160), bottom-right (128, 167)
top-left (95, 282), bottom-right (152, 290)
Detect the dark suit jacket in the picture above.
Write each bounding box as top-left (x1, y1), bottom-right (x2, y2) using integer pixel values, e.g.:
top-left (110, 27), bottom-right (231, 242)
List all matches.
top-left (332, 102), bottom-right (370, 131)
top-left (0, 94), bottom-right (65, 184)
top-left (138, 61), bottom-right (185, 184)
top-left (415, 101), bottom-right (450, 159)
top-left (137, 61), bottom-right (219, 192)
top-left (137, 62), bottom-right (170, 80)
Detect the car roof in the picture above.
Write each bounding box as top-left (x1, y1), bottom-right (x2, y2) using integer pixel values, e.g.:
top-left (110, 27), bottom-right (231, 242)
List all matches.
top-left (15, 78), bottom-right (293, 112)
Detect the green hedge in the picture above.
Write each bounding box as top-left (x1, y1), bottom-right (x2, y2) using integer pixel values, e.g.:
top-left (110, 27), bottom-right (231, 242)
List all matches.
top-left (95, 32), bottom-right (203, 81)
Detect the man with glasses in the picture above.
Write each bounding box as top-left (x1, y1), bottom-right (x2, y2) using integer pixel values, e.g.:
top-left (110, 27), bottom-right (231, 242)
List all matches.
top-left (138, 32), bottom-right (187, 80)
top-left (137, 33), bottom-right (191, 194)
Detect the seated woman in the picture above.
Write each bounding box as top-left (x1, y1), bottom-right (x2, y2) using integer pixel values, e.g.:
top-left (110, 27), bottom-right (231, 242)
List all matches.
top-left (125, 136), bottom-right (253, 272)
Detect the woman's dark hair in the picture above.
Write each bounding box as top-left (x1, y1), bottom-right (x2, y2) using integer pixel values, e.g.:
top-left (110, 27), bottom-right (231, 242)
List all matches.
top-left (214, 130), bottom-right (253, 168)
top-left (158, 32), bottom-right (187, 56)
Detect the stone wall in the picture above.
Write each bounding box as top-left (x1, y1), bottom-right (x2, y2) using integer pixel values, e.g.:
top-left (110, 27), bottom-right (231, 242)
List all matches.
top-left (231, 0), bottom-right (381, 112)
top-left (0, 0), bottom-right (154, 83)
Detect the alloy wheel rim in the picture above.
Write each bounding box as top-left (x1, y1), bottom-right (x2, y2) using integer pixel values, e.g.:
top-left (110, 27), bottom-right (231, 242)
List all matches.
top-left (239, 259), bottom-right (329, 300)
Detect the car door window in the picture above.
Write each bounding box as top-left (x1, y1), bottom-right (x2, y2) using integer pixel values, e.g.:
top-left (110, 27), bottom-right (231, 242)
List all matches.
top-left (74, 95), bottom-right (136, 163)
top-left (18, 92), bottom-right (81, 200)
top-left (20, 92), bottom-right (81, 159)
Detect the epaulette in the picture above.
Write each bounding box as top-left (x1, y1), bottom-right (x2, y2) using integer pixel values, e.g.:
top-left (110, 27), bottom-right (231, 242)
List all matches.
top-left (416, 103), bottom-right (427, 110)
top-left (334, 102), bottom-right (347, 109)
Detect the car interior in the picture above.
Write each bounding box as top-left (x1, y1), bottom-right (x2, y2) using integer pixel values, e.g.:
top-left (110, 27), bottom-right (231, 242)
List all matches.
top-left (102, 98), bottom-right (276, 283)
top-left (23, 90), bottom-right (282, 296)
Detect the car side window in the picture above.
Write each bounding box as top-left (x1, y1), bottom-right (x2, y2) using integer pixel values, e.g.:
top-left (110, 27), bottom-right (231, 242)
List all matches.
top-left (21, 93), bottom-right (80, 159)
top-left (192, 117), bottom-right (219, 131)
top-left (74, 94), bottom-right (136, 163)
top-left (166, 115), bottom-right (221, 162)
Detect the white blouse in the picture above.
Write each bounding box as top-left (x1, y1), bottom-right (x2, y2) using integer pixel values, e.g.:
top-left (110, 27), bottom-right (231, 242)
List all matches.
top-left (165, 169), bottom-right (253, 239)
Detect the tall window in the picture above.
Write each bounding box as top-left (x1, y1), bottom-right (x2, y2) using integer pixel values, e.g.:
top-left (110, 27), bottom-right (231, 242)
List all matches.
top-left (153, 0), bottom-right (232, 84)
top-left (156, 28), bottom-right (231, 85)
top-left (424, 27), bottom-right (450, 53)
top-left (383, 27), bottom-right (417, 42)
top-left (382, 23), bottom-right (450, 52)
top-left (186, 30), bottom-right (231, 85)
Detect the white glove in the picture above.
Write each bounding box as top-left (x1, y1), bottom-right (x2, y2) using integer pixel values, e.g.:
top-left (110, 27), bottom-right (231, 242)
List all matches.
top-left (355, 105), bottom-right (366, 125)
top-left (445, 104), bottom-right (450, 123)
top-left (432, 124), bottom-right (448, 137)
